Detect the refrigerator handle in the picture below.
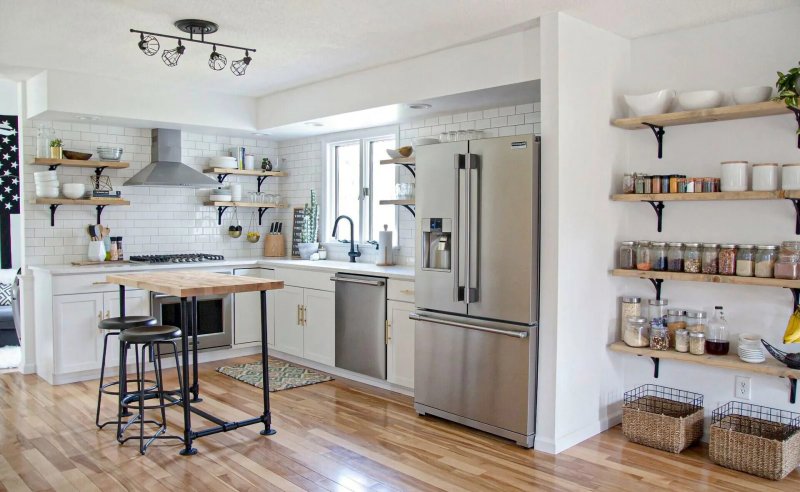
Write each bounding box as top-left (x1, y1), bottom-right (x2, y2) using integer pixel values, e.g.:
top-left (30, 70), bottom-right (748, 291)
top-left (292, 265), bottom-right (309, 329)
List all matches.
top-left (453, 154), bottom-right (465, 302)
top-left (465, 153), bottom-right (479, 303)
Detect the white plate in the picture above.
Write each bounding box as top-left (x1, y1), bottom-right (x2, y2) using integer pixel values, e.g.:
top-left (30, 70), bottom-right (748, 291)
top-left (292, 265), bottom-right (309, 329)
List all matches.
top-left (209, 195), bottom-right (232, 202)
top-left (210, 156), bottom-right (238, 169)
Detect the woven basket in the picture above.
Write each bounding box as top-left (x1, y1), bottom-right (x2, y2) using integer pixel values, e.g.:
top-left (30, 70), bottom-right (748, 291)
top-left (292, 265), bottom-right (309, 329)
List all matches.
top-left (709, 415), bottom-right (800, 480)
top-left (623, 395), bottom-right (704, 453)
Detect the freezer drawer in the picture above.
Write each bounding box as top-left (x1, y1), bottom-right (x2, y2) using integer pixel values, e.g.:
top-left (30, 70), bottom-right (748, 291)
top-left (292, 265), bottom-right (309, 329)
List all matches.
top-left (333, 273), bottom-right (387, 379)
top-left (412, 311), bottom-right (536, 442)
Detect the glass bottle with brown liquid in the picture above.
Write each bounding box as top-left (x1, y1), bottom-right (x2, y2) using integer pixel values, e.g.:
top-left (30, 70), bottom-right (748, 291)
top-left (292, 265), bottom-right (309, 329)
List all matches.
top-left (706, 306), bottom-right (730, 355)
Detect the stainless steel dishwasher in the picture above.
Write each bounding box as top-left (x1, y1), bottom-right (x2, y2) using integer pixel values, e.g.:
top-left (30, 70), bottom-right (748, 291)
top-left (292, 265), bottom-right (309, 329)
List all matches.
top-left (331, 273), bottom-right (387, 379)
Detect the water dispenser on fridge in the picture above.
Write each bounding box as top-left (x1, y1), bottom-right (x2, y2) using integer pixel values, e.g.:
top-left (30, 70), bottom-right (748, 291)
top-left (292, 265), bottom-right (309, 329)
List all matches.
top-left (421, 218), bottom-right (451, 271)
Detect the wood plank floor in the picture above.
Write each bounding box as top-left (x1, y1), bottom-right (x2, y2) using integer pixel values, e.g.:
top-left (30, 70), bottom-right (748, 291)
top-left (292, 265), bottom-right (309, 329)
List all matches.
top-left (0, 354), bottom-right (798, 491)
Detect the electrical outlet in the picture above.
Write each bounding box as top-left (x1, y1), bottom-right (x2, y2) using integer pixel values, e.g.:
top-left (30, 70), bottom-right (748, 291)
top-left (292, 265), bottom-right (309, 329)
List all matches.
top-left (735, 376), bottom-right (752, 400)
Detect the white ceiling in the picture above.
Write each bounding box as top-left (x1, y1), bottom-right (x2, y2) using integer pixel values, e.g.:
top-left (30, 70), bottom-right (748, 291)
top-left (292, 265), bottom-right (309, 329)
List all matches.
top-left (0, 0), bottom-right (794, 98)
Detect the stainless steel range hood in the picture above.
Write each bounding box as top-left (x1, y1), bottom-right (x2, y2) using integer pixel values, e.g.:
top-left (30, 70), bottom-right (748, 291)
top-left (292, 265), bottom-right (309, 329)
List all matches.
top-left (123, 129), bottom-right (217, 188)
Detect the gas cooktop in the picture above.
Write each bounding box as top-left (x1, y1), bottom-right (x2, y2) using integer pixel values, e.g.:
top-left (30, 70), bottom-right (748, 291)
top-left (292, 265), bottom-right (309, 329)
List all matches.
top-left (129, 254), bottom-right (225, 264)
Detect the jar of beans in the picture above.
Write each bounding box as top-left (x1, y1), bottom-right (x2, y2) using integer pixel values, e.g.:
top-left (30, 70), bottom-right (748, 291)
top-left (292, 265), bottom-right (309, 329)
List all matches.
top-left (701, 243), bottom-right (719, 274)
top-left (649, 325), bottom-right (669, 351)
top-left (651, 242), bottom-right (667, 271)
top-left (684, 242), bottom-right (701, 273)
top-left (755, 245), bottom-right (778, 278)
top-left (736, 244), bottom-right (755, 277)
top-left (718, 244), bottom-right (737, 276)
top-left (667, 242), bottom-right (683, 272)
top-left (636, 241), bottom-right (652, 271)
top-left (619, 241), bottom-right (636, 269)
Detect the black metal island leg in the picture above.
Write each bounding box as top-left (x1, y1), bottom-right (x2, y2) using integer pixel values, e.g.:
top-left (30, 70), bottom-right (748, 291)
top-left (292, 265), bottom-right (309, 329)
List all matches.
top-left (260, 290), bottom-right (276, 436)
top-left (190, 296), bottom-right (202, 403)
top-left (117, 285), bottom-right (132, 423)
top-left (179, 296), bottom-right (197, 456)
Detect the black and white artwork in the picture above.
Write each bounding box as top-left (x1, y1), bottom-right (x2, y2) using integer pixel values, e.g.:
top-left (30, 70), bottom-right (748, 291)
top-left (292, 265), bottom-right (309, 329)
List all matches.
top-left (0, 116), bottom-right (20, 269)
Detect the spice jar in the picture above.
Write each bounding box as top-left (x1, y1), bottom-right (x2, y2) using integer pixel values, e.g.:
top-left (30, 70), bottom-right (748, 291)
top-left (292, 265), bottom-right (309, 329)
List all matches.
top-left (619, 241), bottom-right (636, 270)
top-left (684, 242), bottom-right (701, 273)
top-left (650, 324), bottom-right (669, 351)
top-left (636, 241), bottom-right (652, 271)
top-left (651, 241), bottom-right (667, 271)
top-left (701, 243), bottom-right (719, 274)
top-left (667, 242), bottom-right (683, 272)
top-left (666, 309), bottom-right (687, 348)
top-left (718, 244), bottom-right (737, 276)
top-left (686, 310), bottom-right (707, 333)
top-left (651, 175), bottom-right (662, 194)
top-left (635, 174), bottom-right (647, 194)
top-left (775, 241), bottom-right (800, 280)
top-left (648, 298), bottom-right (668, 328)
top-left (622, 173), bottom-right (635, 194)
top-left (623, 317), bottom-right (650, 347)
top-left (755, 245), bottom-right (778, 278)
top-left (620, 297), bottom-right (642, 338)
top-left (689, 331), bottom-right (706, 355)
top-left (675, 329), bottom-right (690, 353)
top-left (735, 244), bottom-right (755, 277)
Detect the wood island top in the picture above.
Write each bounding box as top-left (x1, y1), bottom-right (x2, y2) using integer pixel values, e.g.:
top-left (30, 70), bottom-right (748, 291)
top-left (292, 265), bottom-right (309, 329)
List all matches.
top-left (106, 271), bottom-right (284, 297)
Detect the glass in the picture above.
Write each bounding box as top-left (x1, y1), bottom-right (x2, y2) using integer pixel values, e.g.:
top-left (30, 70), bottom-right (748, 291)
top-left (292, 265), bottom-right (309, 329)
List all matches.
top-left (736, 244), bottom-right (755, 277)
top-left (667, 242), bottom-right (683, 272)
top-left (706, 306), bottom-right (729, 355)
top-left (448, 131), bottom-right (458, 142)
top-left (620, 296), bottom-right (642, 338)
top-left (649, 325), bottom-right (669, 351)
top-left (651, 242), bottom-right (667, 271)
top-left (651, 175), bottom-right (662, 194)
top-left (248, 191), bottom-right (257, 203)
top-left (647, 298), bottom-right (668, 328)
top-left (666, 308), bottom-right (687, 348)
top-left (369, 138), bottom-right (397, 243)
top-left (755, 245), bottom-right (778, 278)
top-left (456, 130), bottom-right (467, 141)
top-left (636, 241), bottom-right (651, 271)
top-left (623, 317), bottom-right (649, 347)
top-left (719, 244), bottom-right (737, 276)
top-left (686, 310), bottom-right (707, 333)
top-left (774, 241), bottom-right (800, 280)
top-left (618, 241), bottom-right (635, 269)
top-left (439, 132), bottom-right (449, 143)
top-left (334, 142), bottom-right (361, 241)
top-left (37, 124), bottom-right (55, 159)
top-left (701, 243), bottom-right (719, 274)
top-left (684, 242), bottom-right (701, 273)
top-left (689, 332), bottom-right (706, 355)
top-left (273, 194), bottom-right (282, 205)
top-left (466, 130), bottom-right (477, 140)
top-left (675, 329), bottom-right (690, 353)
top-left (622, 173), bottom-right (635, 194)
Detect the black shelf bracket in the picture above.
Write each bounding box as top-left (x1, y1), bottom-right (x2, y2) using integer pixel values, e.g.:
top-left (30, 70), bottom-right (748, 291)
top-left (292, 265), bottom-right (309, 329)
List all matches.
top-left (216, 206), bottom-right (229, 225)
top-left (257, 207), bottom-right (268, 225)
top-left (401, 164), bottom-right (416, 178)
top-left (257, 176), bottom-right (270, 192)
top-left (648, 278), bottom-right (664, 300)
top-left (643, 123), bottom-right (665, 159)
top-left (95, 205), bottom-right (107, 225)
top-left (646, 201), bottom-right (665, 232)
top-left (49, 204), bottom-right (59, 227)
top-left (790, 378), bottom-right (797, 404)
top-left (216, 173), bottom-right (229, 184)
top-left (402, 204), bottom-right (415, 217)
top-left (47, 164), bottom-right (60, 171)
top-left (651, 357), bottom-right (660, 378)
top-left (790, 107), bottom-right (800, 149)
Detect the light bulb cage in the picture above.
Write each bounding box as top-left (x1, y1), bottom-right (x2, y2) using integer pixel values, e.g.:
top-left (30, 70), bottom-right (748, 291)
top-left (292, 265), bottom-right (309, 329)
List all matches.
top-left (208, 45), bottom-right (227, 71)
top-left (230, 50), bottom-right (252, 76)
top-left (161, 40), bottom-right (186, 68)
top-left (137, 33), bottom-right (160, 56)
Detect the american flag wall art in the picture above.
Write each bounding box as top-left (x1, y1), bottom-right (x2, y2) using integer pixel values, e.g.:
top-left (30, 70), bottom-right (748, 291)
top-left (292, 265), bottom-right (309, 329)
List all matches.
top-left (0, 115), bottom-right (20, 269)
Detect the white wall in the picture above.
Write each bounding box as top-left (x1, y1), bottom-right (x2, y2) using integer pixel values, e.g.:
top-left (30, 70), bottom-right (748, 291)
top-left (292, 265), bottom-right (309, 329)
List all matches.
top-left (620, 7), bottom-right (800, 428)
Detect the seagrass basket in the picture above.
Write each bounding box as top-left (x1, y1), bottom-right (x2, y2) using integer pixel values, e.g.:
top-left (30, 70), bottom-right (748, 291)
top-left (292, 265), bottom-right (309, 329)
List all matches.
top-left (622, 384), bottom-right (704, 453)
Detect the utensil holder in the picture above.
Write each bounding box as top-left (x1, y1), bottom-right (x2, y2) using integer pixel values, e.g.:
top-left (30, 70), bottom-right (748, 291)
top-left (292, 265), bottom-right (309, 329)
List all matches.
top-left (87, 241), bottom-right (106, 262)
top-left (263, 234), bottom-right (285, 257)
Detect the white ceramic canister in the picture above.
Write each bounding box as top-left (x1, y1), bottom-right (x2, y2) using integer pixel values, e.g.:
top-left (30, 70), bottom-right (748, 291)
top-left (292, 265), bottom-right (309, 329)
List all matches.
top-left (720, 161), bottom-right (748, 192)
top-left (751, 163), bottom-right (779, 191)
top-left (782, 164), bottom-right (800, 191)
top-left (229, 183), bottom-right (243, 201)
top-left (243, 155), bottom-right (255, 170)
top-left (87, 241), bottom-right (106, 262)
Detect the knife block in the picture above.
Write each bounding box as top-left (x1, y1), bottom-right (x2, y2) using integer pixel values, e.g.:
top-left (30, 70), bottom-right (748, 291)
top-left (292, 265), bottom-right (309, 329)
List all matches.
top-left (263, 234), bottom-right (285, 257)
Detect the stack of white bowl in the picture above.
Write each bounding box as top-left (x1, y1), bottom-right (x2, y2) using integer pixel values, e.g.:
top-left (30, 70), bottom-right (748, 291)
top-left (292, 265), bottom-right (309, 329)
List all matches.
top-left (738, 333), bottom-right (765, 364)
top-left (34, 170), bottom-right (60, 198)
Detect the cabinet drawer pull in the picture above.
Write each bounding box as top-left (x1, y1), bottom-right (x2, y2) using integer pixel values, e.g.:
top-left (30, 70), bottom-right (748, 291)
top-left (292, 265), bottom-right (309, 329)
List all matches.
top-left (301, 306), bottom-right (307, 326)
top-left (297, 305), bottom-right (301, 326)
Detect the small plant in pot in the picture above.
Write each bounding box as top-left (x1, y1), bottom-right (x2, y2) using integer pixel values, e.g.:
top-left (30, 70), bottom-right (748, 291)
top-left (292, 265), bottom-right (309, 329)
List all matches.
top-left (298, 190), bottom-right (319, 259)
top-left (49, 138), bottom-right (63, 159)
top-left (774, 61), bottom-right (800, 145)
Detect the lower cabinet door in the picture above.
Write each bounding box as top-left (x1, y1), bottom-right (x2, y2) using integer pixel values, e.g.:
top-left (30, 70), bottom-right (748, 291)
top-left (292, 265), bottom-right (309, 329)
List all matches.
top-left (273, 285), bottom-right (304, 357)
top-left (103, 289), bottom-right (150, 368)
top-left (387, 300), bottom-right (415, 389)
top-left (53, 293), bottom-right (104, 373)
top-left (302, 288), bottom-right (335, 366)
top-left (233, 268), bottom-right (276, 346)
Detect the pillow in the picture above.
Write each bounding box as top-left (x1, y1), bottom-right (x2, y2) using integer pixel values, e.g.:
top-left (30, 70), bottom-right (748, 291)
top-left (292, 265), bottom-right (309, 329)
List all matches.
top-left (0, 283), bottom-right (11, 306)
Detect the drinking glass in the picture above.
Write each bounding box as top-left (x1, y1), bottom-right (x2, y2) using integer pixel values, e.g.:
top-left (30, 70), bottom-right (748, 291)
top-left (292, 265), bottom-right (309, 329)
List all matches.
top-left (438, 132), bottom-right (449, 143)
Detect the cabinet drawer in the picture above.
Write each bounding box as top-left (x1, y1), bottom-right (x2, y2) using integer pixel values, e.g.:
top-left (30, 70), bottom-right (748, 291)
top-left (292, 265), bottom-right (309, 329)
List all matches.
top-left (387, 280), bottom-right (415, 303)
top-left (53, 273), bottom-right (139, 295)
top-left (273, 268), bottom-right (334, 291)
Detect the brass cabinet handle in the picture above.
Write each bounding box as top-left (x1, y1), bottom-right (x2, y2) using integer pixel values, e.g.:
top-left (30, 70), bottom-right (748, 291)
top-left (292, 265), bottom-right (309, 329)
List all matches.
top-left (400, 289), bottom-right (414, 295)
top-left (297, 305), bottom-right (301, 326)
top-left (105, 310), bottom-right (110, 319)
top-left (92, 281), bottom-right (110, 285)
top-left (98, 311), bottom-right (103, 322)
top-left (301, 305), bottom-right (307, 326)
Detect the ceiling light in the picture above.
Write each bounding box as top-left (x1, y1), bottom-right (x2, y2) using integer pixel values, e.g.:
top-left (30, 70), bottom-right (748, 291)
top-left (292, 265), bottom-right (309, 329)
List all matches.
top-left (408, 103), bottom-right (432, 110)
top-left (230, 50), bottom-right (252, 76)
top-left (208, 45), bottom-right (227, 71)
top-left (162, 40), bottom-right (185, 67)
top-left (304, 122), bottom-right (324, 127)
top-left (137, 33), bottom-right (159, 56)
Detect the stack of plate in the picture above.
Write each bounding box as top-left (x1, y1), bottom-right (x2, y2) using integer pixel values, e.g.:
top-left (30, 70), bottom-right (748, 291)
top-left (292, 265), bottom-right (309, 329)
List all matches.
top-left (738, 333), bottom-right (765, 364)
top-left (210, 156), bottom-right (238, 169)
top-left (34, 170), bottom-right (60, 198)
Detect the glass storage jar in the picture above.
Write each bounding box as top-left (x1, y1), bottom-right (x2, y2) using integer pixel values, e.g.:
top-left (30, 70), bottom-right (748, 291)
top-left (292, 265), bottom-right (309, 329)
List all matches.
top-left (667, 242), bottom-right (684, 272)
top-left (623, 317), bottom-right (649, 347)
top-left (649, 325), bottom-right (669, 351)
top-left (755, 245), bottom-right (778, 278)
top-left (622, 173), bottom-right (635, 194)
top-left (651, 242), bottom-right (667, 271)
top-left (686, 310), bottom-right (707, 333)
top-left (619, 241), bottom-right (635, 269)
top-left (774, 241), bottom-right (800, 280)
top-left (648, 298), bottom-right (669, 328)
top-left (674, 329), bottom-right (690, 353)
top-left (620, 297), bottom-right (641, 338)
top-left (706, 306), bottom-right (730, 355)
top-left (636, 241), bottom-right (652, 271)
top-left (702, 243), bottom-right (719, 274)
top-left (689, 331), bottom-right (706, 355)
top-left (736, 244), bottom-right (755, 277)
top-left (718, 244), bottom-right (737, 276)
top-left (666, 309), bottom-right (687, 348)
top-left (684, 243), bottom-right (701, 273)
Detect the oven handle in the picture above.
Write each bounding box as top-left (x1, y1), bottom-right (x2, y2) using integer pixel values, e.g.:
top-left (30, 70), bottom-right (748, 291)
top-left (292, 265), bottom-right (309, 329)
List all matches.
top-left (152, 294), bottom-right (174, 300)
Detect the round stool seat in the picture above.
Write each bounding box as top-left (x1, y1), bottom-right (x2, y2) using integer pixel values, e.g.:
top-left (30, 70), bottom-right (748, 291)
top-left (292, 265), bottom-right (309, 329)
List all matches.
top-left (119, 325), bottom-right (181, 344)
top-left (99, 316), bottom-right (157, 331)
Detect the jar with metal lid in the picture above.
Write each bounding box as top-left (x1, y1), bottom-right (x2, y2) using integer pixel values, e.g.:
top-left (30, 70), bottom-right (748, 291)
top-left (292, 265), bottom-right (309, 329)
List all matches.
top-left (620, 297), bottom-right (641, 338)
top-left (684, 243), bottom-right (701, 273)
top-left (667, 242), bottom-right (683, 272)
top-left (666, 308), bottom-right (687, 348)
top-left (651, 242), bottom-right (667, 271)
top-left (686, 310), bottom-right (707, 333)
top-left (649, 324), bottom-right (669, 351)
top-left (674, 329), bottom-right (690, 353)
top-left (619, 241), bottom-right (636, 269)
top-left (735, 244), bottom-right (755, 277)
top-left (774, 241), bottom-right (800, 280)
top-left (718, 244), bottom-right (737, 276)
top-left (623, 317), bottom-right (649, 347)
top-left (635, 174), bottom-right (647, 194)
top-left (651, 175), bottom-right (662, 194)
top-left (636, 241), bottom-right (652, 271)
top-left (702, 243), bottom-right (719, 274)
top-left (648, 298), bottom-right (668, 328)
top-left (622, 173), bottom-right (635, 194)
top-left (689, 331), bottom-right (706, 355)
top-left (755, 245), bottom-right (778, 278)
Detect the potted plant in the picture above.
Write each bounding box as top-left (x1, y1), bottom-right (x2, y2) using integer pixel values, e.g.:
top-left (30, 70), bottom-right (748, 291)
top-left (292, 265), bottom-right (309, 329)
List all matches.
top-left (298, 190), bottom-right (319, 259)
top-left (49, 138), bottom-right (63, 159)
top-left (775, 62), bottom-right (800, 146)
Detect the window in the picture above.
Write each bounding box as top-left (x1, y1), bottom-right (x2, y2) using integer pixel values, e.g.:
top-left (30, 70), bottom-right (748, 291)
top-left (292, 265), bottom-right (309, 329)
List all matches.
top-left (326, 130), bottom-right (397, 244)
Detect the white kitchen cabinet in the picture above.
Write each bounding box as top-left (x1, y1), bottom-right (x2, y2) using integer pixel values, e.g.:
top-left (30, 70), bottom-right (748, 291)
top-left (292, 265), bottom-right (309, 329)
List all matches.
top-left (273, 285), bottom-right (305, 357)
top-left (103, 289), bottom-right (151, 368)
top-left (387, 300), bottom-right (415, 389)
top-left (233, 268), bottom-right (276, 346)
top-left (302, 288), bottom-right (335, 366)
top-left (53, 293), bottom-right (104, 374)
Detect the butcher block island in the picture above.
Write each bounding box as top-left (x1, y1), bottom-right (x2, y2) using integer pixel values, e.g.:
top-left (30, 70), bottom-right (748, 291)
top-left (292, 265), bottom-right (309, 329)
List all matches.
top-left (105, 271), bottom-right (284, 298)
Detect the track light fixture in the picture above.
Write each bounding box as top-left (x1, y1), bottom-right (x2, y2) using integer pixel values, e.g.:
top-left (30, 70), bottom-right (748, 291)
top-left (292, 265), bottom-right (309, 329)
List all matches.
top-left (131, 19), bottom-right (255, 76)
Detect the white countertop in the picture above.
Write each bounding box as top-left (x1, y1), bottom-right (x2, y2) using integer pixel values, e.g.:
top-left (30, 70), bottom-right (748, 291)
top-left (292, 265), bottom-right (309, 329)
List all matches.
top-left (28, 258), bottom-right (415, 280)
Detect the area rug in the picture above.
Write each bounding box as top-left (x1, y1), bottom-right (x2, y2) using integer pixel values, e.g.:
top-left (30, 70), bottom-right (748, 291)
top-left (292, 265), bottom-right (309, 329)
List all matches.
top-left (0, 345), bottom-right (21, 369)
top-left (217, 357), bottom-right (333, 392)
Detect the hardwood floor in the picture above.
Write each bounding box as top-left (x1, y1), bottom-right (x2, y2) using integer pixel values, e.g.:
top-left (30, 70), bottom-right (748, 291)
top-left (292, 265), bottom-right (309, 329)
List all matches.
top-left (0, 355), bottom-right (798, 491)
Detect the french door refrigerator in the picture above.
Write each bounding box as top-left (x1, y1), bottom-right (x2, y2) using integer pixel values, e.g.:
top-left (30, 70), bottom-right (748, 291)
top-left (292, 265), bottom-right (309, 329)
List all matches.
top-left (412, 134), bottom-right (539, 448)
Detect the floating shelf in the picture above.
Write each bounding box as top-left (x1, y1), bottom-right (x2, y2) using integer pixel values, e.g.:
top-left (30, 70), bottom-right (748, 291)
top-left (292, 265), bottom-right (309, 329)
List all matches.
top-left (203, 201), bottom-right (285, 226)
top-left (379, 199), bottom-right (415, 217)
top-left (33, 158), bottom-right (130, 170)
top-left (379, 157), bottom-right (415, 177)
top-left (34, 198), bottom-right (130, 226)
top-left (609, 342), bottom-right (799, 404)
top-left (203, 168), bottom-right (287, 193)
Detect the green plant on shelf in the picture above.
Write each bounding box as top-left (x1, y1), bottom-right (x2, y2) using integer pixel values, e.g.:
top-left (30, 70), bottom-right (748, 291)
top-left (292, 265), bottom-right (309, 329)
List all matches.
top-left (301, 189), bottom-right (319, 244)
top-left (49, 138), bottom-right (62, 148)
top-left (774, 61), bottom-right (800, 112)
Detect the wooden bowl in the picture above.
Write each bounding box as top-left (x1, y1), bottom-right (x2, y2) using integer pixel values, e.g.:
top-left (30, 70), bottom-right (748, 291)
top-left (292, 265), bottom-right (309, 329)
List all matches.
top-left (63, 150), bottom-right (92, 160)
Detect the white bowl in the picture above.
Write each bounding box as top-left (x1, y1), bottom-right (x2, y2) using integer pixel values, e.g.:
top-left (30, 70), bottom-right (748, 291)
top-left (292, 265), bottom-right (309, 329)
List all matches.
top-left (34, 170), bottom-right (58, 182)
top-left (732, 86), bottom-right (773, 105)
top-left (624, 90), bottom-right (676, 117)
top-left (386, 149), bottom-right (402, 159)
top-left (412, 137), bottom-right (440, 146)
top-left (209, 194), bottom-right (232, 202)
top-left (62, 183), bottom-right (86, 199)
top-left (210, 156), bottom-right (238, 169)
top-left (678, 90), bottom-right (724, 111)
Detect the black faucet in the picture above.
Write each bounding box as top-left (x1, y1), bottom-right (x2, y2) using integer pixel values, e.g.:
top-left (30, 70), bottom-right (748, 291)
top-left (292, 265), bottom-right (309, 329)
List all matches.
top-left (332, 215), bottom-right (361, 263)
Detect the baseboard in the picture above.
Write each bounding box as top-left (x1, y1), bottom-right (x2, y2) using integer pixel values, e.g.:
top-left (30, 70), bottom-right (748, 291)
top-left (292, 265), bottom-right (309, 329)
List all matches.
top-left (550, 412), bottom-right (622, 454)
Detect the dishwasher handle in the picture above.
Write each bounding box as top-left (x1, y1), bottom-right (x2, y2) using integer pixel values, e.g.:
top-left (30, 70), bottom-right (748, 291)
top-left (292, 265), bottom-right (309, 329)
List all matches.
top-left (409, 312), bottom-right (529, 339)
top-left (329, 276), bottom-right (385, 286)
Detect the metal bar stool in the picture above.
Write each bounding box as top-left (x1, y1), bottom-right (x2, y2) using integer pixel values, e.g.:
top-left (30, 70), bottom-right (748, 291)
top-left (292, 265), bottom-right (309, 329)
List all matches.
top-left (96, 315), bottom-right (157, 428)
top-left (116, 325), bottom-right (185, 454)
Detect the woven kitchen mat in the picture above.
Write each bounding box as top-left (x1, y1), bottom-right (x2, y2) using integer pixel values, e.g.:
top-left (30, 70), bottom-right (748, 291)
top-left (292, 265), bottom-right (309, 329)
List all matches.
top-left (217, 357), bottom-right (333, 392)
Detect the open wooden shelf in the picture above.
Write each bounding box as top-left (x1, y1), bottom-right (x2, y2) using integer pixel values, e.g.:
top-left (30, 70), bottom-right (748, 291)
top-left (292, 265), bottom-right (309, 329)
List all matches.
top-left (611, 269), bottom-right (800, 289)
top-left (33, 158), bottom-right (129, 169)
top-left (379, 157), bottom-right (415, 165)
top-left (612, 191), bottom-right (785, 202)
top-left (204, 201), bottom-right (284, 208)
top-left (34, 197), bottom-right (130, 206)
top-left (611, 101), bottom-right (790, 130)
top-left (379, 199), bottom-right (415, 206)
top-left (203, 168), bottom-right (287, 177)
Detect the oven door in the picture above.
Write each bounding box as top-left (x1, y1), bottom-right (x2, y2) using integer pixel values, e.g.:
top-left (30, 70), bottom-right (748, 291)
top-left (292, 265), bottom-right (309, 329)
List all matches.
top-left (151, 293), bottom-right (232, 351)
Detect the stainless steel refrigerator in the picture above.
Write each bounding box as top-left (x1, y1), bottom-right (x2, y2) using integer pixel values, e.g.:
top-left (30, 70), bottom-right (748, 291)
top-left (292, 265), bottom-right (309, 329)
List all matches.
top-left (412, 134), bottom-right (539, 447)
